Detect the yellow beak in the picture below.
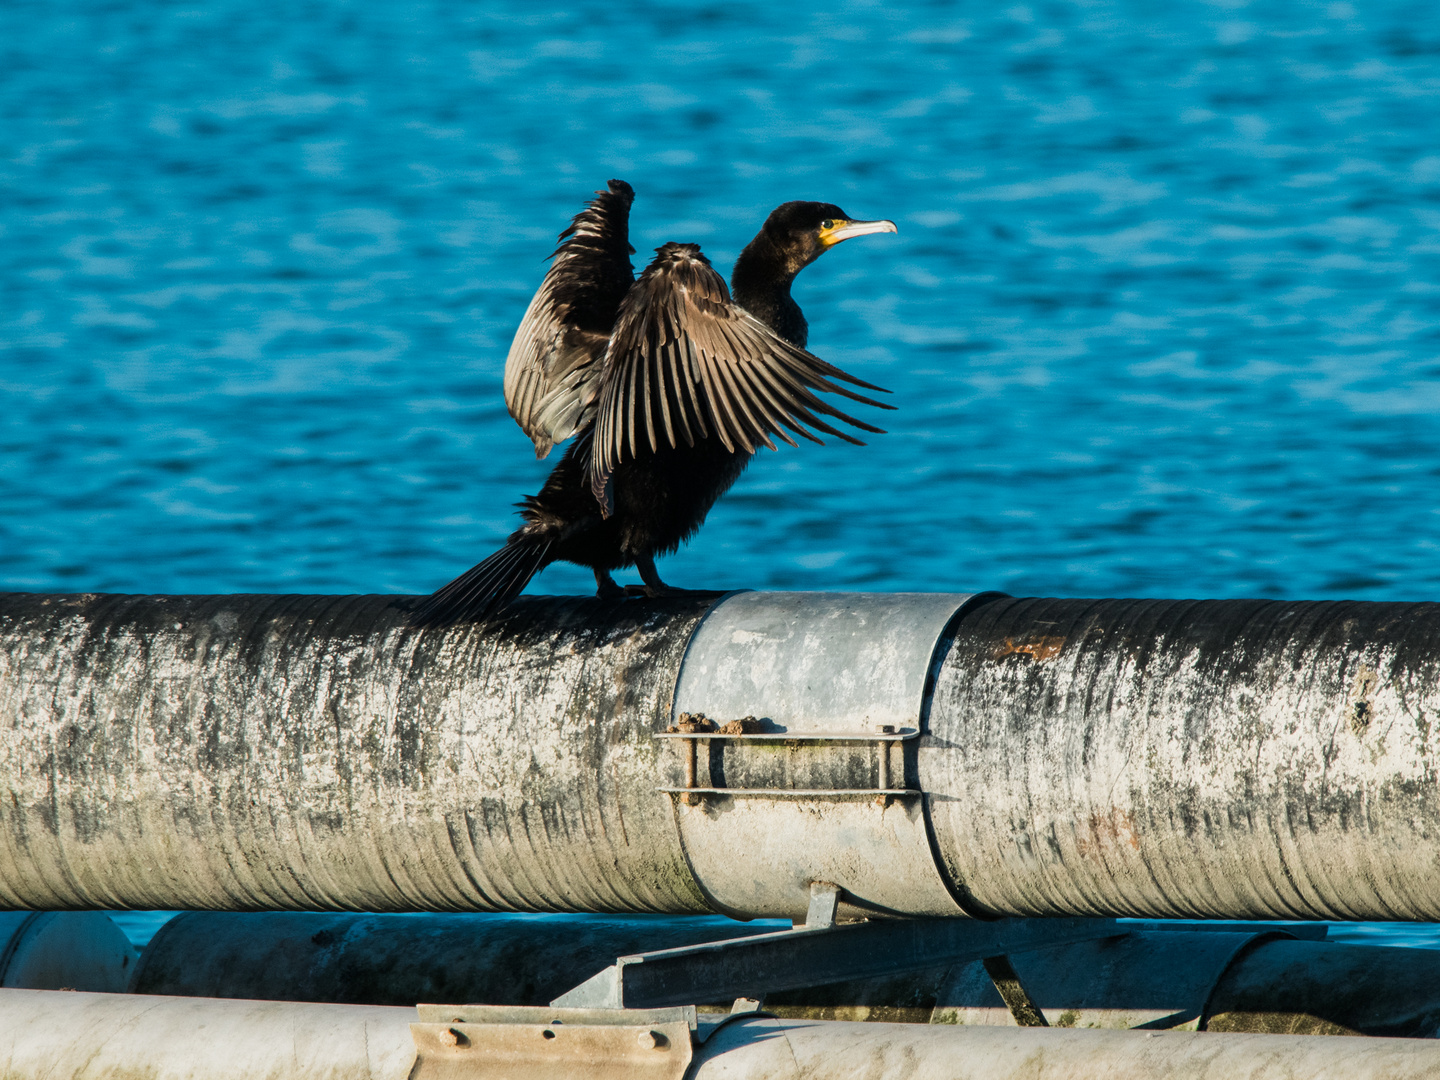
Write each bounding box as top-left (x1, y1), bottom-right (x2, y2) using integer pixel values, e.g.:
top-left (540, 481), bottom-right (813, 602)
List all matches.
top-left (819, 218), bottom-right (899, 247)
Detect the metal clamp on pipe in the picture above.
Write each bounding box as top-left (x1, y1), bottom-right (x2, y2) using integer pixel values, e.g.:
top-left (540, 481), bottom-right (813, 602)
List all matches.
top-left (655, 718), bottom-right (919, 802)
top-left (661, 591), bottom-right (977, 921)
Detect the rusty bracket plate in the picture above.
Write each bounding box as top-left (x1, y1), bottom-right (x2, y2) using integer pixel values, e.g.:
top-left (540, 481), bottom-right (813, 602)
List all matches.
top-left (411, 1005), bottom-right (695, 1080)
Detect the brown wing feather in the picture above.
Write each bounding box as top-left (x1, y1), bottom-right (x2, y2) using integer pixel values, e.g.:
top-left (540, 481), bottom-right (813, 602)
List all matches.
top-left (588, 242), bottom-right (894, 513)
top-left (503, 180), bottom-right (636, 457)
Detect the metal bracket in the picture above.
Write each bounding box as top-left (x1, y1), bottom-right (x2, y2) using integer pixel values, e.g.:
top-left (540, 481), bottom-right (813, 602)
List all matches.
top-left (982, 955), bottom-right (1049, 1027)
top-left (655, 724), bottom-right (920, 802)
top-left (805, 881), bottom-right (839, 929)
top-left (551, 910), bottom-right (1120, 1010)
top-left (411, 1005), bottom-right (696, 1080)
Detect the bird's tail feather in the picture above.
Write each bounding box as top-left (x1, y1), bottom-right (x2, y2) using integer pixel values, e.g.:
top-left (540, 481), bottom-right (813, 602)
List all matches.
top-left (411, 536), bottom-right (552, 626)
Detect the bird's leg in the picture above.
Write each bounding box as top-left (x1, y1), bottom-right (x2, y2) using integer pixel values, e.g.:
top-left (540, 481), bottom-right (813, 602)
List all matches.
top-left (637, 552), bottom-right (671, 595)
top-left (594, 568), bottom-right (624, 599)
top-left (624, 553), bottom-right (676, 598)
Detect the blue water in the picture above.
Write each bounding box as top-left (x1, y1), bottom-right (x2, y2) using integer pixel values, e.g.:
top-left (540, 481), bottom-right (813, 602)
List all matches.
top-left (9, 2), bottom-right (1440, 949)
top-left (8, 0), bottom-right (1440, 600)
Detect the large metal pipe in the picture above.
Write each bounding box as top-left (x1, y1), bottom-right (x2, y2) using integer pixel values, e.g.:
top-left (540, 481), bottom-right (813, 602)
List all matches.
top-left (0, 591), bottom-right (716, 914)
top-left (7, 989), bottom-right (1440, 1080)
top-left (923, 596), bottom-right (1440, 920)
top-left (1202, 936), bottom-right (1440, 1037)
top-left (4, 590), bottom-right (1440, 921)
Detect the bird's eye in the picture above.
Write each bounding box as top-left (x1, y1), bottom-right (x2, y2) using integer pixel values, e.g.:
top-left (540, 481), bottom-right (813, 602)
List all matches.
top-left (821, 219), bottom-right (835, 230)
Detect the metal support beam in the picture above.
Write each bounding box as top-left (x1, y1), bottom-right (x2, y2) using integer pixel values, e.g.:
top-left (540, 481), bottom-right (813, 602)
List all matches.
top-left (982, 955), bottom-right (1049, 1027)
top-left (550, 917), bottom-right (1118, 1010)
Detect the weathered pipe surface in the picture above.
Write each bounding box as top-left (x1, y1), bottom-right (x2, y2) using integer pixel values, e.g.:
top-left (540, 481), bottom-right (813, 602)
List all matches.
top-left (925, 596), bottom-right (1440, 921)
top-left (693, 1017), bottom-right (1440, 1080)
top-left (129, 911), bottom-right (763, 1005)
top-left (0, 592), bottom-right (719, 913)
top-left (8, 990), bottom-right (1440, 1080)
top-left (10, 591), bottom-right (1440, 922)
top-left (0, 989), bottom-right (416, 1080)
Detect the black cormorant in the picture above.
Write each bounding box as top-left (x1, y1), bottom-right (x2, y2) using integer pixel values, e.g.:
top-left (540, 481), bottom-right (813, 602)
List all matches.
top-left (412, 179), bottom-right (897, 624)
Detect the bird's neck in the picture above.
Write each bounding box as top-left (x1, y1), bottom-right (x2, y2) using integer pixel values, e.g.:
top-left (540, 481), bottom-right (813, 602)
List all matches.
top-left (731, 233), bottom-right (809, 348)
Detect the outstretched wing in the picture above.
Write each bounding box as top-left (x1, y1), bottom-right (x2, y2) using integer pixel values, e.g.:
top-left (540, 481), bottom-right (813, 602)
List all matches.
top-left (503, 179), bottom-right (637, 458)
top-left (589, 242), bottom-right (894, 512)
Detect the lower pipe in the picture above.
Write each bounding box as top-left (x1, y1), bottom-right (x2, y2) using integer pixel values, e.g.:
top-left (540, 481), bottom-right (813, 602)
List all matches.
top-left (0, 911), bottom-right (134, 992)
top-left (0, 989), bottom-right (416, 1080)
top-left (126, 912), bottom-right (1440, 1039)
top-left (5, 989), bottom-right (1440, 1080)
top-left (1204, 936), bottom-right (1440, 1037)
top-left (695, 1017), bottom-right (1440, 1080)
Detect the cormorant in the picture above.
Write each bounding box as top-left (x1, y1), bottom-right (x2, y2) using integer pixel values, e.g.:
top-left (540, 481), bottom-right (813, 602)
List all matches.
top-left (412, 179), bottom-right (897, 625)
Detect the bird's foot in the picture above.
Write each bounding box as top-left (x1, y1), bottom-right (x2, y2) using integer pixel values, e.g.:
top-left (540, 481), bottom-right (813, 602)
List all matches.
top-left (623, 583), bottom-right (712, 599)
top-left (618, 554), bottom-right (712, 598)
top-left (594, 569), bottom-right (625, 600)
top-left (629, 553), bottom-right (685, 599)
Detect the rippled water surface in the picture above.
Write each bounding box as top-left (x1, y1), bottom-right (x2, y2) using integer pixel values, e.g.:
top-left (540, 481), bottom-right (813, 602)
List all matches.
top-left (9, 3), bottom-right (1440, 949)
top-left (8, 0), bottom-right (1440, 599)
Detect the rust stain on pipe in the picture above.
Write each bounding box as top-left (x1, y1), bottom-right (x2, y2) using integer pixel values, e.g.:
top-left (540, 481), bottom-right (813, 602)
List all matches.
top-left (994, 636), bottom-right (1067, 662)
top-left (1073, 809), bottom-right (1141, 859)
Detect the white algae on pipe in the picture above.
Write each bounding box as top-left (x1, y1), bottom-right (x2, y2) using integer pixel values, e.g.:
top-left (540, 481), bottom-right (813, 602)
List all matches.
top-left (923, 596), bottom-right (1440, 920)
top-left (0, 592), bottom-right (719, 913)
top-left (4, 590), bottom-right (1440, 920)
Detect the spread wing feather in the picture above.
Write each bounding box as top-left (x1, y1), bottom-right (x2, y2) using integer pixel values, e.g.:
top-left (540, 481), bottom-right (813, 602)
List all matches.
top-left (503, 180), bottom-right (636, 458)
top-left (589, 242), bottom-right (894, 512)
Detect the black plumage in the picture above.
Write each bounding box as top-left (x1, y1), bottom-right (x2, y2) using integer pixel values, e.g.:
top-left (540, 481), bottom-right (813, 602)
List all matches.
top-left (412, 180), bottom-right (897, 625)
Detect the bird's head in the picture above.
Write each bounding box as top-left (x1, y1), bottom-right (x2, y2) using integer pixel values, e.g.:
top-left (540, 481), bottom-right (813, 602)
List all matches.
top-left (758, 201), bottom-right (898, 274)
